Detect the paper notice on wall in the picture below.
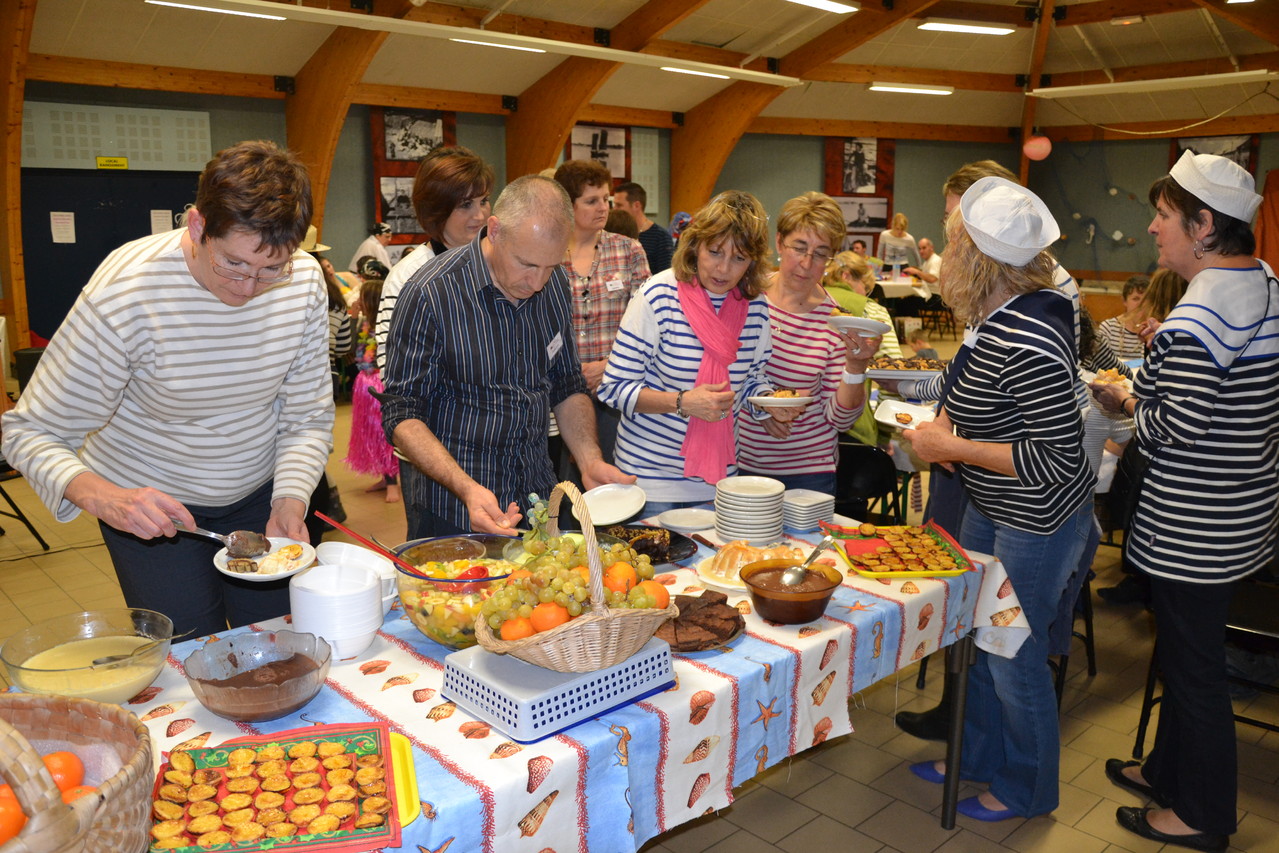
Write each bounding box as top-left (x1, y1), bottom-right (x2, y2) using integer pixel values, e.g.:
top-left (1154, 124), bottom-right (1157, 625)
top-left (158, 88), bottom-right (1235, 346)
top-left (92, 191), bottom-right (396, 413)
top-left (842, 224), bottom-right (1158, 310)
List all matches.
top-left (630, 127), bottom-right (660, 214)
top-left (151, 210), bottom-right (174, 235)
top-left (50, 212), bottom-right (76, 243)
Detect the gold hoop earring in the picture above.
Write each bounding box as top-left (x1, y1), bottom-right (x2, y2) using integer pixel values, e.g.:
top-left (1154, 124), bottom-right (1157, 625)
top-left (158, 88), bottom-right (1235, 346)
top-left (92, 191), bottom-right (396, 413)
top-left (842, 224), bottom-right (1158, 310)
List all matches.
top-left (1193, 239), bottom-right (1205, 260)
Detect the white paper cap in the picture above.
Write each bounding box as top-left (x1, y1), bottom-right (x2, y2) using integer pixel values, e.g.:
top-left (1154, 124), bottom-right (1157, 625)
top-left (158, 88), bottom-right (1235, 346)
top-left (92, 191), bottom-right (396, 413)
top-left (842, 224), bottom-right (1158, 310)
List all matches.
top-left (959, 177), bottom-right (1060, 267)
top-left (1169, 150), bottom-right (1262, 224)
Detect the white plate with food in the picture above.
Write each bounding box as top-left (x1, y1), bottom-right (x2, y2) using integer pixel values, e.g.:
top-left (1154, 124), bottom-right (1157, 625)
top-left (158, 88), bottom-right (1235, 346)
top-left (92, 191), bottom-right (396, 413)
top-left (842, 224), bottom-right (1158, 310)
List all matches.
top-left (866, 368), bottom-right (943, 382)
top-left (695, 557), bottom-right (749, 591)
top-left (582, 483), bottom-right (646, 525)
top-left (695, 541), bottom-right (805, 591)
top-left (747, 393), bottom-right (817, 408)
top-left (874, 400), bottom-right (937, 431)
top-left (1082, 368), bottom-right (1134, 394)
top-left (656, 508), bottom-right (717, 533)
top-left (215, 537), bottom-right (317, 582)
top-left (827, 315), bottom-right (891, 337)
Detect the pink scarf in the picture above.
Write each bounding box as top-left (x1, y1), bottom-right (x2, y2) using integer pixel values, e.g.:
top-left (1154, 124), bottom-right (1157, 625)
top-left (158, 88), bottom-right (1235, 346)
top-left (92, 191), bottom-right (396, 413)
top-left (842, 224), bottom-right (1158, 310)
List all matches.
top-left (678, 278), bottom-right (749, 483)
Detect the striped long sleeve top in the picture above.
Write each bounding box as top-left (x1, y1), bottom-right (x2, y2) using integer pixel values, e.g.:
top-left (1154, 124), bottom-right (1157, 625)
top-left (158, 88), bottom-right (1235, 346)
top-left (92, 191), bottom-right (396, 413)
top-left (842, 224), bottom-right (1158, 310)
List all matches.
top-left (737, 295), bottom-right (861, 475)
top-left (597, 270), bottom-right (774, 503)
top-left (1, 230), bottom-right (335, 521)
top-left (1127, 262), bottom-right (1279, 583)
top-left (944, 289), bottom-right (1094, 534)
top-left (375, 241), bottom-right (440, 372)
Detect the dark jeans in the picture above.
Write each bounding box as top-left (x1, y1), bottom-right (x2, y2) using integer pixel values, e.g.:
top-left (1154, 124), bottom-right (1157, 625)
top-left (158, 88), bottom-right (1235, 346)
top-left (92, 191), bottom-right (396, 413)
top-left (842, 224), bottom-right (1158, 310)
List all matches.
top-left (1145, 576), bottom-right (1239, 835)
top-left (557, 398), bottom-right (621, 483)
top-left (98, 479), bottom-right (288, 638)
top-left (399, 459), bottom-right (470, 542)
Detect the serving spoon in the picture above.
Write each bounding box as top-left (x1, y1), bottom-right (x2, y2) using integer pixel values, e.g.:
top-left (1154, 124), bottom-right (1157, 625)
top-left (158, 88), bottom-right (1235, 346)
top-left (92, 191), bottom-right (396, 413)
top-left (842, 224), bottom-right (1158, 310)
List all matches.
top-left (782, 534), bottom-right (837, 586)
top-left (92, 630), bottom-right (193, 666)
top-left (173, 520), bottom-right (270, 557)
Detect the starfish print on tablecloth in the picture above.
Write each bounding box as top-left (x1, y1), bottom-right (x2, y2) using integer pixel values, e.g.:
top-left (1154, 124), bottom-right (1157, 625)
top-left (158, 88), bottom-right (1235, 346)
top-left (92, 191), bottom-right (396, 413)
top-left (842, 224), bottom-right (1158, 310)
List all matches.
top-left (752, 697), bottom-right (782, 730)
top-left (838, 601), bottom-right (873, 613)
top-left (951, 619), bottom-right (967, 640)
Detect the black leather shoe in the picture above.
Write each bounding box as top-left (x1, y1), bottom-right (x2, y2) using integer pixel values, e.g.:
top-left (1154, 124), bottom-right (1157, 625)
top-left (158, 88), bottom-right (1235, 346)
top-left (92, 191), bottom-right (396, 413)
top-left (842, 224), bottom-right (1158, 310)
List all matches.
top-left (1097, 576), bottom-right (1151, 606)
top-left (1105, 758), bottom-right (1170, 807)
top-left (895, 705), bottom-right (950, 741)
top-left (1116, 807), bottom-right (1227, 852)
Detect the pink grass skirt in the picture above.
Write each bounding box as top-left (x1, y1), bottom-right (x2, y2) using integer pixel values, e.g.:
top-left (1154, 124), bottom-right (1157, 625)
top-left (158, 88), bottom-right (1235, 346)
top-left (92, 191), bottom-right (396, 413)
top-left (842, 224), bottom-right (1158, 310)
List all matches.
top-left (345, 370), bottom-right (397, 477)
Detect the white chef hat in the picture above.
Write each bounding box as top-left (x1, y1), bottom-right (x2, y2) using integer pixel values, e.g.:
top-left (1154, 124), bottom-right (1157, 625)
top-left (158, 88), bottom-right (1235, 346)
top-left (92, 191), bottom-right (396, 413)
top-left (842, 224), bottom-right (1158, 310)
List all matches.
top-left (959, 177), bottom-right (1060, 267)
top-left (1169, 149), bottom-right (1262, 224)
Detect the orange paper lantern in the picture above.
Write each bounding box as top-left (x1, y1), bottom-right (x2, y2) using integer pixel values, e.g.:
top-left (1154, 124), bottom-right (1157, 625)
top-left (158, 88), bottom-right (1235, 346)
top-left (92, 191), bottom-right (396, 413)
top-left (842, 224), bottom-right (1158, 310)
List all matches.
top-left (1023, 135), bottom-right (1052, 161)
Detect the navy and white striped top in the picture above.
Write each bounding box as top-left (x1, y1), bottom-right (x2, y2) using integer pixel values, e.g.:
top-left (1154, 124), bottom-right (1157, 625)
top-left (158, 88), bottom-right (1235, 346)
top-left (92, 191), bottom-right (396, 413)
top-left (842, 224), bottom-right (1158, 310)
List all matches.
top-left (1128, 262), bottom-right (1279, 584)
top-left (597, 270), bottom-right (773, 502)
top-left (944, 289), bottom-right (1095, 534)
top-left (380, 231), bottom-right (588, 531)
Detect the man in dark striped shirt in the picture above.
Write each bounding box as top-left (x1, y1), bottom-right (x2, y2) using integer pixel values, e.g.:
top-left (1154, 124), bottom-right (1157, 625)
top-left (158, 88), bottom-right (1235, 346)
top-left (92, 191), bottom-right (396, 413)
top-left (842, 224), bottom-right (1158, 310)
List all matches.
top-left (381, 176), bottom-right (633, 538)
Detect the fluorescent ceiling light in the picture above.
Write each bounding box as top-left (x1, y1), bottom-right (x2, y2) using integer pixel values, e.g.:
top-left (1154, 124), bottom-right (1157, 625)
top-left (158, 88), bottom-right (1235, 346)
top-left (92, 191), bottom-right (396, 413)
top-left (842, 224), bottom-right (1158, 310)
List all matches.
top-left (785, 0), bottom-right (860, 12)
top-left (144, 0), bottom-right (283, 19)
top-left (450, 38), bottom-right (545, 53)
top-left (157, 0), bottom-right (802, 87)
top-left (1226, 0), bottom-right (1254, 4)
top-left (869, 81), bottom-right (954, 95)
top-left (1029, 69), bottom-right (1276, 98)
top-left (1108, 15), bottom-right (1145, 26)
top-left (918, 18), bottom-right (1015, 35)
top-left (661, 66), bottom-right (730, 80)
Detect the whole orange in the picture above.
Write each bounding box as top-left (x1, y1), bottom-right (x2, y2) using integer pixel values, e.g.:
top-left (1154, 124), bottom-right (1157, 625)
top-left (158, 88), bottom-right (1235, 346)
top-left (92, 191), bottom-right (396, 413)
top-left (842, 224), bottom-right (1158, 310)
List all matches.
top-left (60, 785), bottom-right (98, 804)
top-left (529, 602), bottom-right (572, 633)
top-left (603, 563), bottom-right (638, 595)
top-left (0, 796), bottom-right (26, 844)
top-left (637, 580), bottom-right (670, 609)
top-left (42, 751), bottom-right (84, 792)
top-left (499, 616), bottom-right (536, 641)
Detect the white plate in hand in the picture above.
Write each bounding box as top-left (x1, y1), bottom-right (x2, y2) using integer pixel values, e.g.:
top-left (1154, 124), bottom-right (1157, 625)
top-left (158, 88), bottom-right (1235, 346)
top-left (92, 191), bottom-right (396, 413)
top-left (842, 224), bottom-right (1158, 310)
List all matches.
top-left (582, 483), bottom-right (646, 525)
top-left (874, 400), bottom-right (936, 431)
top-left (828, 316), bottom-right (891, 336)
top-left (748, 394), bottom-right (817, 408)
top-left (214, 537), bottom-right (316, 582)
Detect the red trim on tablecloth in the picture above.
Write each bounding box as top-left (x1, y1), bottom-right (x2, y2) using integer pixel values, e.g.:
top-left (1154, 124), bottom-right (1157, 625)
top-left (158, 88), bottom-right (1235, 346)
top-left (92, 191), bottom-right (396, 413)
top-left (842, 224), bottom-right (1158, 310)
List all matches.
top-left (634, 698), bottom-right (672, 832)
top-left (679, 658), bottom-right (741, 803)
top-left (553, 734), bottom-right (592, 853)
top-left (740, 631), bottom-right (803, 755)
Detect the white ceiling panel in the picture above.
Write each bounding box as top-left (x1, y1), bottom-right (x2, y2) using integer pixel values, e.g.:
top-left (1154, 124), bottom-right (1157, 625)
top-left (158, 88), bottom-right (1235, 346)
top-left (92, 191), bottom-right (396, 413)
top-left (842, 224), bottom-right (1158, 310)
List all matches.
top-left (363, 34), bottom-right (564, 93)
top-left (762, 80), bottom-right (1024, 127)
top-left (593, 65), bottom-right (734, 113)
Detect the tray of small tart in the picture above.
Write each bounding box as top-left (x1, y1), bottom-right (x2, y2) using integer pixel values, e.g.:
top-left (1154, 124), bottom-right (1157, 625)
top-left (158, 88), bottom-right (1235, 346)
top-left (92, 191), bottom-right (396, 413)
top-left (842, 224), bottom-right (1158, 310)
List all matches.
top-left (865, 356), bottom-right (946, 382)
top-left (148, 722), bottom-right (401, 852)
top-left (823, 520), bottom-right (975, 578)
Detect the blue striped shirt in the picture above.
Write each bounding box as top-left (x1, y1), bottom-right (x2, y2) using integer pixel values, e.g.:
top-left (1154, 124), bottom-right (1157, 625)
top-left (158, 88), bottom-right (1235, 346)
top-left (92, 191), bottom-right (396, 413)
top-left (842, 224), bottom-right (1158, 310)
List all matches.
top-left (380, 231), bottom-right (588, 530)
top-left (597, 270), bottom-right (773, 502)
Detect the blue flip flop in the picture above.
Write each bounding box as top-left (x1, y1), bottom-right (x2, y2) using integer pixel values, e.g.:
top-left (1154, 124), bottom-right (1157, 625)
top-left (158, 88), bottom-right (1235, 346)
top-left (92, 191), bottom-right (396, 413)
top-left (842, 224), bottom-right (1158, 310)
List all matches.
top-left (909, 761), bottom-right (945, 784)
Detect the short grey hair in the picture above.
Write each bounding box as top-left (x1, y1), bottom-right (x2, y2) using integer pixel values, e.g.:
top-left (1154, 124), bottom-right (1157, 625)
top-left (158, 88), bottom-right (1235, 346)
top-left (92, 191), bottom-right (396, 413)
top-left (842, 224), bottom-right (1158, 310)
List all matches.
top-left (493, 175), bottom-right (572, 239)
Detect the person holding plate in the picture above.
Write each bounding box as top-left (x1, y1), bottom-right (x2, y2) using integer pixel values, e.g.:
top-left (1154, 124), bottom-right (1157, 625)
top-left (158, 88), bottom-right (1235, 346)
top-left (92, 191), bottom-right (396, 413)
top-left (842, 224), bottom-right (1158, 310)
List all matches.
top-left (598, 191), bottom-right (798, 515)
top-left (736, 192), bottom-right (879, 494)
top-left (899, 177), bottom-right (1094, 822)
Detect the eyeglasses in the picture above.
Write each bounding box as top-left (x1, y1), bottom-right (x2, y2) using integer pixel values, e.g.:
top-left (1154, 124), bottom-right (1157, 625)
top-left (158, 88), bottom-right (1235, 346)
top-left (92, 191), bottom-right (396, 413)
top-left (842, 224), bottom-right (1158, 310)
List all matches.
top-left (781, 242), bottom-right (834, 263)
top-left (209, 252), bottom-right (293, 284)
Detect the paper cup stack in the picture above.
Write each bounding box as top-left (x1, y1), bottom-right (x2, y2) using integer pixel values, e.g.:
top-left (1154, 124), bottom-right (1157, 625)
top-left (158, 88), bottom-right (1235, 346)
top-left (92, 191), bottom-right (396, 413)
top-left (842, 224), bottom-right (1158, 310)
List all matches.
top-left (782, 489), bottom-right (836, 533)
top-left (715, 475), bottom-right (785, 544)
top-left (289, 564), bottom-right (383, 659)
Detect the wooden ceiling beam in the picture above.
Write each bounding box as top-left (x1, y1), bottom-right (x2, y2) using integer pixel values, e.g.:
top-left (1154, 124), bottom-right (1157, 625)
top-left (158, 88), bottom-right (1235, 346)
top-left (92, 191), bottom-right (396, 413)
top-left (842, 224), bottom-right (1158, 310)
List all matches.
top-left (1054, 0), bottom-right (1198, 27)
top-left (924, 1), bottom-right (1033, 26)
top-left (748, 117), bottom-right (1014, 142)
top-left (25, 54), bottom-right (283, 98)
top-left (1045, 112), bottom-right (1279, 140)
top-left (805, 63), bottom-right (1020, 92)
top-left (350, 83), bottom-right (508, 115)
top-left (578, 104), bottom-right (680, 130)
top-left (1, 0), bottom-right (36, 349)
top-left (780, 0), bottom-right (944, 78)
top-left (1043, 50), bottom-right (1279, 87)
top-left (1188, 0), bottom-right (1279, 47)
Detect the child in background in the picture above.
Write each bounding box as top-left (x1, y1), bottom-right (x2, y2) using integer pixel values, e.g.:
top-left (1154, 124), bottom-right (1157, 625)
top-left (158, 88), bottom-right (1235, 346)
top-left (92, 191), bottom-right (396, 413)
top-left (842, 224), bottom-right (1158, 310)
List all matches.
top-left (907, 332), bottom-right (939, 360)
top-left (1096, 274), bottom-right (1149, 360)
top-left (345, 278), bottom-right (400, 503)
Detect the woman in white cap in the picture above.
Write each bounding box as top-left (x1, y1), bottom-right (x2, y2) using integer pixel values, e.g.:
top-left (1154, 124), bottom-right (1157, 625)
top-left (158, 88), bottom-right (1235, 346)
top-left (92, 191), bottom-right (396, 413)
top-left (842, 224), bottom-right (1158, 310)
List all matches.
top-left (899, 176), bottom-right (1095, 821)
top-left (1090, 151), bottom-right (1277, 852)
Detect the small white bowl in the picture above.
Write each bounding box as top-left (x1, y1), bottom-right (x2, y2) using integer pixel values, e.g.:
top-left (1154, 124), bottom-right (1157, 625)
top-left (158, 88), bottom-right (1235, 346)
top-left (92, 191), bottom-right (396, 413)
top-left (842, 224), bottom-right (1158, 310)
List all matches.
top-left (315, 541), bottom-right (397, 614)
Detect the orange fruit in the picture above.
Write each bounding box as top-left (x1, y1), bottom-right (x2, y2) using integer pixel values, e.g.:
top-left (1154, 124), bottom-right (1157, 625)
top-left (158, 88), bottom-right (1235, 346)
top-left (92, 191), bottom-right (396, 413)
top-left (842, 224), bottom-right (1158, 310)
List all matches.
top-left (507, 569), bottom-right (533, 583)
top-left (42, 751), bottom-right (84, 793)
top-left (0, 796), bottom-right (25, 845)
top-left (529, 602), bottom-right (572, 633)
top-left (573, 566), bottom-right (591, 583)
top-left (603, 563), bottom-right (638, 595)
top-left (499, 616), bottom-right (535, 641)
top-left (60, 785), bottom-right (98, 804)
top-left (637, 580), bottom-right (670, 609)
top-left (0, 785), bottom-right (11, 800)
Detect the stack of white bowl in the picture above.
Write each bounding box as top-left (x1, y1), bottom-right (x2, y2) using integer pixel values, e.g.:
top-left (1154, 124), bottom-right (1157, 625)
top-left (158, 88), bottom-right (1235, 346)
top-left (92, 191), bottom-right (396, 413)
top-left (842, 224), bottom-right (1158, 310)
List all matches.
top-left (714, 476), bottom-right (785, 544)
top-left (315, 542), bottom-right (398, 615)
top-left (782, 489), bottom-right (836, 533)
top-left (289, 564), bottom-right (383, 659)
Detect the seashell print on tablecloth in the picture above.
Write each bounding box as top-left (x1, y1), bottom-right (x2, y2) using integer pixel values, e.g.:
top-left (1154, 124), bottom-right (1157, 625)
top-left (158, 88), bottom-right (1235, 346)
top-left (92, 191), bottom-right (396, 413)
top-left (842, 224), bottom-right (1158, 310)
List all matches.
top-left (420, 800), bottom-right (437, 819)
top-left (736, 600), bottom-right (752, 615)
top-left (490, 741), bottom-right (522, 759)
top-left (912, 641), bottom-right (928, 660)
top-left (166, 718), bottom-right (196, 738)
top-left (128, 686), bottom-right (163, 704)
top-left (820, 638), bottom-right (838, 669)
top-left (412, 688), bottom-right (436, 703)
top-left (527, 755), bottom-right (553, 793)
top-left (990, 606), bottom-right (1022, 627)
top-left (918, 602), bottom-right (935, 630)
top-left (142, 703), bottom-right (183, 721)
top-left (900, 580), bottom-right (920, 594)
top-left (656, 573), bottom-right (677, 585)
top-left (382, 673), bottom-right (417, 690)
top-left (683, 735), bottom-right (721, 764)
top-left (426, 701), bottom-right (457, 721)
top-left (997, 577), bottom-right (1013, 599)
top-left (689, 691), bottom-right (715, 724)
top-left (518, 790), bottom-right (558, 837)
top-left (811, 671), bottom-right (836, 706)
top-left (173, 731), bottom-right (212, 751)
top-left (755, 745), bottom-right (768, 775)
top-left (872, 621), bottom-right (884, 658)
top-left (360, 660), bottom-right (390, 675)
top-left (812, 717), bottom-right (833, 746)
top-left (798, 626), bottom-right (822, 638)
top-left (687, 773), bottom-right (711, 808)
top-left (458, 721), bottom-right (490, 739)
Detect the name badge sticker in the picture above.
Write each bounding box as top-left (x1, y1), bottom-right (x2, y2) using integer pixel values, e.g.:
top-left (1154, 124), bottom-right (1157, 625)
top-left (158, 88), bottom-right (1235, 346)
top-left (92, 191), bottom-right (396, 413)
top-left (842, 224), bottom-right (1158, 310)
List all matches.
top-left (546, 332), bottom-right (564, 361)
top-left (605, 277), bottom-right (625, 292)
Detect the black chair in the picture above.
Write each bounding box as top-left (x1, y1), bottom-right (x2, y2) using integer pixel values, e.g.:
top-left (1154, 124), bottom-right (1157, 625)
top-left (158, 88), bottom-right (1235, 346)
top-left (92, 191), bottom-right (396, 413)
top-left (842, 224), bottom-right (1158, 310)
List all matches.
top-left (918, 296), bottom-right (957, 340)
top-left (835, 440), bottom-right (902, 525)
top-left (1133, 579), bottom-right (1279, 758)
top-left (0, 465), bottom-right (51, 551)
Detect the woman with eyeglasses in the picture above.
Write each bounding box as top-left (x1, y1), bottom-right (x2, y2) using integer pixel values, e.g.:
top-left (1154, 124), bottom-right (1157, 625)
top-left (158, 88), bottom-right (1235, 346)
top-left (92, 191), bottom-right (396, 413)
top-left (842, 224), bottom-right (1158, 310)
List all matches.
top-left (2, 141), bottom-right (333, 638)
top-left (598, 190), bottom-right (797, 515)
top-left (736, 193), bottom-right (879, 494)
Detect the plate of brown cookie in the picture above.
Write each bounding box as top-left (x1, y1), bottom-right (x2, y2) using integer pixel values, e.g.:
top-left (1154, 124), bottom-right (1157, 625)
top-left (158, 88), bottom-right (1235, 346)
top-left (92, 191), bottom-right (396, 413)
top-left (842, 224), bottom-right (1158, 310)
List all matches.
top-left (654, 590), bottom-right (746, 652)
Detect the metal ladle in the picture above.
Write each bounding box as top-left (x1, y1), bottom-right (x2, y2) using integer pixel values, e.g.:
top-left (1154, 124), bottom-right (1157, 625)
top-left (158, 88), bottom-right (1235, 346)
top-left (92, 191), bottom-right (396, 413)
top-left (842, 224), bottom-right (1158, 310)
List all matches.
top-left (782, 534), bottom-right (836, 586)
top-left (173, 520), bottom-right (269, 557)
top-left (91, 630), bottom-right (193, 667)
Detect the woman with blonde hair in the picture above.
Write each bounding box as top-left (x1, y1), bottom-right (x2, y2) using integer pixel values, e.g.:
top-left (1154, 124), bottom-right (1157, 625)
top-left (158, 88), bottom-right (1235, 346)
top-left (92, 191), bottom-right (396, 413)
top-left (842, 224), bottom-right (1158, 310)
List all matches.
top-left (878, 211), bottom-right (922, 272)
top-left (598, 191), bottom-right (797, 515)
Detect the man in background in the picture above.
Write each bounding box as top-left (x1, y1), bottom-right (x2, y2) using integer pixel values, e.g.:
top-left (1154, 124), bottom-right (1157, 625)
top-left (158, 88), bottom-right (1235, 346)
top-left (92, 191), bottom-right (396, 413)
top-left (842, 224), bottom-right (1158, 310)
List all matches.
top-left (613, 181), bottom-right (674, 274)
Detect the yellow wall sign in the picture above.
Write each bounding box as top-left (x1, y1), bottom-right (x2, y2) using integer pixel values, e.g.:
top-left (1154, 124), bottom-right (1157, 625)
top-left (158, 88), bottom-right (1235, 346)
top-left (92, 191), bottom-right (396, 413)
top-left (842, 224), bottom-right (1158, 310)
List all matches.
top-left (96, 156), bottom-right (129, 169)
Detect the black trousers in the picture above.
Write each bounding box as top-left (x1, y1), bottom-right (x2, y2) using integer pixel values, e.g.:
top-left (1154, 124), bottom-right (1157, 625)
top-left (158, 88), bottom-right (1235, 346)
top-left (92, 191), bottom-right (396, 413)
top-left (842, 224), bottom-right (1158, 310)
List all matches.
top-left (1145, 575), bottom-right (1239, 835)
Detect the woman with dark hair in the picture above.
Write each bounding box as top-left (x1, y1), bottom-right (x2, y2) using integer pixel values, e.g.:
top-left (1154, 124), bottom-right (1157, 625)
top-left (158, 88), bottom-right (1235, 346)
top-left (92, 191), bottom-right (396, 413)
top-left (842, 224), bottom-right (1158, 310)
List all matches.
top-left (598, 191), bottom-right (795, 515)
top-left (1091, 151), bottom-right (1278, 852)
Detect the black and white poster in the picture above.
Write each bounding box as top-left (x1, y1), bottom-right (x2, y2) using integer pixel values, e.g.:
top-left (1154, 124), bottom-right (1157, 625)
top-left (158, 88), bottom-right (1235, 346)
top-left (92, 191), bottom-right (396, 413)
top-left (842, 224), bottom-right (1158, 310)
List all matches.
top-left (383, 109), bottom-right (445, 162)
top-left (842, 138), bottom-right (878, 194)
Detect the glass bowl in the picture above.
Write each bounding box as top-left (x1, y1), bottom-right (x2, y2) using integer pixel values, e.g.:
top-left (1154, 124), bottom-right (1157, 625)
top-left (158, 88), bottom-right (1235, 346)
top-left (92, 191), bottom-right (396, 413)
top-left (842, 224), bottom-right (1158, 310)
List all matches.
top-left (0, 608), bottom-right (174, 705)
top-left (183, 629), bottom-right (331, 722)
top-left (740, 559), bottom-right (843, 624)
top-left (395, 535), bottom-right (519, 650)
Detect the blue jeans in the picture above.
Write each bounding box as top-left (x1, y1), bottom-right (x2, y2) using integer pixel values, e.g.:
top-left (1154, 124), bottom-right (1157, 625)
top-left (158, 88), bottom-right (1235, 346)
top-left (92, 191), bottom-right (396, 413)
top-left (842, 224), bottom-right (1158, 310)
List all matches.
top-left (958, 498), bottom-right (1094, 816)
top-left (737, 470), bottom-right (835, 496)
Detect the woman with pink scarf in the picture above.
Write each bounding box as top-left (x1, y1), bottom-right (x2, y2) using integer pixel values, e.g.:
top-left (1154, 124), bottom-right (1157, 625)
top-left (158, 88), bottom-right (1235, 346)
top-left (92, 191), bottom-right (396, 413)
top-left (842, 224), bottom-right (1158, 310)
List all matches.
top-left (598, 191), bottom-right (800, 515)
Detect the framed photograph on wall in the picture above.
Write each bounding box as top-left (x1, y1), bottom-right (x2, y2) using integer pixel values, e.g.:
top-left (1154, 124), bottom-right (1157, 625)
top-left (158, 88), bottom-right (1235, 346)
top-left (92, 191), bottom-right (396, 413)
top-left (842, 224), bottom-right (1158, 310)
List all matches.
top-left (834, 197), bottom-right (888, 231)
top-left (567, 124), bottom-right (630, 179)
top-left (1172, 134), bottom-right (1258, 175)
top-left (370, 107), bottom-right (457, 242)
top-left (824, 137), bottom-right (895, 198)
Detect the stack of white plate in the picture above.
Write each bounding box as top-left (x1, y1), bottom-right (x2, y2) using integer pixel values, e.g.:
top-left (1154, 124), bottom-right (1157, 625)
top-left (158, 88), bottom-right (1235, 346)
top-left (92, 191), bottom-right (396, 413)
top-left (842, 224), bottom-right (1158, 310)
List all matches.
top-left (714, 476), bottom-right (785, 544)
top-left (783, 489), bottom-right (836, 532)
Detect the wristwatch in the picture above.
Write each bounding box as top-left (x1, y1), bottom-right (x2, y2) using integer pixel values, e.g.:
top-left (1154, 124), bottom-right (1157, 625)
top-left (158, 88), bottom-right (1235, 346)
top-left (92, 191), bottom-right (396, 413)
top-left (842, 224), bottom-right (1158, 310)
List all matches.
top-left (675, 389), bottom-right (689, 419)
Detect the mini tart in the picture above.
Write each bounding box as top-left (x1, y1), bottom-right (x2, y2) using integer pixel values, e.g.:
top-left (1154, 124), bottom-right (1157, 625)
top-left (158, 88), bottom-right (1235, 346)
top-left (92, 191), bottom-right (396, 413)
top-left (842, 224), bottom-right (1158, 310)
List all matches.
top-left (162, 770), bottom-right (192, 787)
top-left (266, 822), bottom-right (298, 838)
top-left (260, 774), bottom-right (291, 792)
top-left (316, 742), bottom-right (345, 758)
top-left (354, 766), bottom-right (385, 786)
top-left (226, 748), bottom-right (256, 766)
top-left (354, 812), bottom-right (386, 829)
top-left (256, 808), bottom-right (286, 826)
top-left (292, 786), bottom-right (325, 805)
top-left (255, 746), bottom-right (286, 762)
top-left (292, 771), bottom-right (322, 790)
top-left (217, 793), bottom-right (253, 812)
top-left (326, 769), bottom-right (355, 787)
top-left (222, 808), bottom-right (255, 827)
top-left (254, 792), bottom-right (286, 810)
top-left (186, 814), bottom-right (223, 835)
top-left (287, 741), bottom-right (318, 759)
top-left (230, 822), bottom-right (266, 843)
top-left (186, 801), bottom-right (218, 818)
top-left (196, 830), bottom-right (232, 849)
top-left (288, 756), bottom-right (319, 773)
top-left (355, 753), bottom-right (384, 768)
top-left (192, 769), bottom-right (221, 786)
top-left (255, 760), bottom-right (287, 778)
top-left (359, 781), bottom-right (387, 797)
top-left (150, 819), bottom-right (186, 840)
top-left (224, 776), bottom-right (259, 794)
top-left (307, 814), bottom-right (342, 834)
top-left (288, 804), bottom-right (322, 826)
top-left (168, 752), bottom-right (195, 773)
top-left (323, 801), bottom-right (357, 819)
top-left (157, 784), bottom-right (187, 804)
top-left (224, 764), bottom-right (254, 779)
top-left (321, 754), bottom-right (352, 770)
top-left (151, 839), bottom-right (186, 850)
top-left (325, 783), bottom-right (357, 802)
top-left (187, 784), bottom-right (217, 802)
top-left (361, 796), bottom-right (392, 815)
top-left (152, 801), bottom-right (184, 821)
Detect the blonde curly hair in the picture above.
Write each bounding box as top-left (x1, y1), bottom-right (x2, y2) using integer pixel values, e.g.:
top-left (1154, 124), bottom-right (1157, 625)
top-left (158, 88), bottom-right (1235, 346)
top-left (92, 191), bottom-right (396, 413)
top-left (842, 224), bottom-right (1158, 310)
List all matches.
top-left (940, 208), bottom-right (1055, 326)
top-left (672, 191), bottom-right (772, 299)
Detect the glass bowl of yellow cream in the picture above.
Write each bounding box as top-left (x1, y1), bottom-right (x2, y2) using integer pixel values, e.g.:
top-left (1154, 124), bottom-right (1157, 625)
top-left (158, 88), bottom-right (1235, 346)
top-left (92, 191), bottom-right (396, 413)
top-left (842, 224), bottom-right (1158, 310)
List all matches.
top-left (1, 608), bottom-right (174, 704)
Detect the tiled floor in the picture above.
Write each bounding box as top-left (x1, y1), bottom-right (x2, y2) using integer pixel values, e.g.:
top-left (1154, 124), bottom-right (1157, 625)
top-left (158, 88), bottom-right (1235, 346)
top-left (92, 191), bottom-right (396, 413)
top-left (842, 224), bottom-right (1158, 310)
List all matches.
top-left (1, 370), bottom-right (1277, 851)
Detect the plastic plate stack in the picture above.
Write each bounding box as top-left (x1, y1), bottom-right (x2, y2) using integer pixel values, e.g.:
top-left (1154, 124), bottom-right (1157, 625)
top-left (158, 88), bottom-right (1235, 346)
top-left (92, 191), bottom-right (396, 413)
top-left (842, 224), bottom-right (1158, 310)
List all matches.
top-left (782, 489), bottom-right (835, 533)
top-left (714, 476), bottom-right (785, 544)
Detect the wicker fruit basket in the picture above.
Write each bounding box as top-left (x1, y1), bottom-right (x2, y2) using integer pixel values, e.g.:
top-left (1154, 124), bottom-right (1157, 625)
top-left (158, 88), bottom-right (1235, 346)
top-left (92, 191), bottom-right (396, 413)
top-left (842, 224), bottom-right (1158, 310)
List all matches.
top-left (475, 481), bottom-right (678, 672)
top-left (0, 694), bottom-right (151, 853)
